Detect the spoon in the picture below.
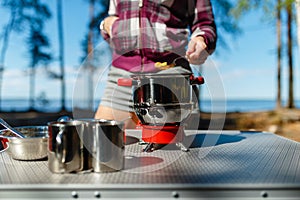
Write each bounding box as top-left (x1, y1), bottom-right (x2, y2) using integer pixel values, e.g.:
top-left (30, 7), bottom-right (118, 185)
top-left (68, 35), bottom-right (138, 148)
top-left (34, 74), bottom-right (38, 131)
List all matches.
top-left (0, 118), bottom-right (25, 138)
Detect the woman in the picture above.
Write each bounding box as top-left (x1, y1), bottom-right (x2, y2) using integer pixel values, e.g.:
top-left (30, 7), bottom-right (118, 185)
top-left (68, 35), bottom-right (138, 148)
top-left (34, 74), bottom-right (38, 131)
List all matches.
top-left (95, 0), bottom-right (217, 128)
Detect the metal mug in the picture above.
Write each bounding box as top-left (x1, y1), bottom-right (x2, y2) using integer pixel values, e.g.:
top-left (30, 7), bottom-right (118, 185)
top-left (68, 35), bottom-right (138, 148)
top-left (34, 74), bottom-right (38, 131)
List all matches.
top-left (81, 119), bottom-right (125, 173)
top-left (47, 120), bottom-right (93, 173)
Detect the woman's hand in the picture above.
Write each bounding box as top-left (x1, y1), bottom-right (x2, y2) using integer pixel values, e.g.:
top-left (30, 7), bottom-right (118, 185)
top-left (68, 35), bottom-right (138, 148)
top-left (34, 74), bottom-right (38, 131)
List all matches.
top-left (102, 16), bottom-right (119, 37)
top-left (186, 36), bottom-right (209, 65)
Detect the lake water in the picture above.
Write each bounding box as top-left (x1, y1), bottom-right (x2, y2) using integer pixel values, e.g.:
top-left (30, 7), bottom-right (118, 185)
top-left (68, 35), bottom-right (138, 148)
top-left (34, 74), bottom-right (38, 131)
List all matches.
top-left (1, 99), bottom-right (299, 113)
top-left (200, 99), bottom-right (300, 113)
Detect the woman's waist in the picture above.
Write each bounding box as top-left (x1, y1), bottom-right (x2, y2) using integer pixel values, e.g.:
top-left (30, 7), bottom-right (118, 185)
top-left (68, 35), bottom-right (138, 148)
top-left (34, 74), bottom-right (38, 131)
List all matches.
top-left (111, 50), bottom-right (185, 72)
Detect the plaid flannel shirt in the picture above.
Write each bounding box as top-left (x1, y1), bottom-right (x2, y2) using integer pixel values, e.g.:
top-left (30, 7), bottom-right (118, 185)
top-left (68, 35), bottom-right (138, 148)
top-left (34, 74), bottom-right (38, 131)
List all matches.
top-left (101, 0), bottom-right (217, 72)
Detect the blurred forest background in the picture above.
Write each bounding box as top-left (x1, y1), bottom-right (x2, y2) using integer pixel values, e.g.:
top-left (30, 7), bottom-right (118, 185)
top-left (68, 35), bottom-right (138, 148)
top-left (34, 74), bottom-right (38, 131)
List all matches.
top-left (0, 0), bottom-right (300, 114)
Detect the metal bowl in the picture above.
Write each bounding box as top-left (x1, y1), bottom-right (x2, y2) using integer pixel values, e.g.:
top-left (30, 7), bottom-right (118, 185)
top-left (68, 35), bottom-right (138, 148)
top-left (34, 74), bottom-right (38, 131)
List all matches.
top-left (0, 126), bottom-right (48, 161)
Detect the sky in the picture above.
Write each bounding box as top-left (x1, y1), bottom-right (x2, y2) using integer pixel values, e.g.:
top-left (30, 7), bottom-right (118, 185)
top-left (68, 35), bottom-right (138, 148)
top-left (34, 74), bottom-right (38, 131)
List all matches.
top-left (0, 1), bottom-right (300, 104)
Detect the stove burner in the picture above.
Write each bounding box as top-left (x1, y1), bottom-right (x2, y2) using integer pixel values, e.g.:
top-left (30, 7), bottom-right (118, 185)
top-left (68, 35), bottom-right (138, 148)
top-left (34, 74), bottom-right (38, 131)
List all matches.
top-left (141, 124), bottom-right (184, 144)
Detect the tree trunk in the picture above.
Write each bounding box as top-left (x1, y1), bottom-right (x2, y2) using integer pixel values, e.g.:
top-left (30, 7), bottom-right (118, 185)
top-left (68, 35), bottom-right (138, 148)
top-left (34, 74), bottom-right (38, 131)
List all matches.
top-left (286, 3), bottom-right (294, 109)
top-left (57, 0), bottom-right (66, 111)
top-left (88, 0), bottom-right (95, 58)
top-left (87, 0), bottom-right (95, 110)
top-left (276, 0), bottom-right (282, 109)
top-left (29, 66), bottom-right (36, 110)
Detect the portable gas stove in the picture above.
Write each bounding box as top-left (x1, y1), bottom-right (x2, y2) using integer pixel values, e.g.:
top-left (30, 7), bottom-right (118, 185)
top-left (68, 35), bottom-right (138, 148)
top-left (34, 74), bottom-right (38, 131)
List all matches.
top-left (118, 60), bottom-right (204, 152)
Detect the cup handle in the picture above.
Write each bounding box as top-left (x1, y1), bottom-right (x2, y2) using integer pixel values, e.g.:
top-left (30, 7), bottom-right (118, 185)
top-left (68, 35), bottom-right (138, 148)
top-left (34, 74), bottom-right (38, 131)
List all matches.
top-left (55, 128), bottom-right (67, 163)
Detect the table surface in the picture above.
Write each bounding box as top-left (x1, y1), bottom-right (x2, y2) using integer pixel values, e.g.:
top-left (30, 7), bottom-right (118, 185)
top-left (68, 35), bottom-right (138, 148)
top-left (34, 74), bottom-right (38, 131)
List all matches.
top-left (1, 129), bottom-right (300, 199)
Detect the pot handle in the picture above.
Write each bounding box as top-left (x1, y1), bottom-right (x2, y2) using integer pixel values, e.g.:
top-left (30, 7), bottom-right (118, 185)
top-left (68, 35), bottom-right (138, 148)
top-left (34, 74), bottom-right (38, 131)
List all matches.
top-left (190, 75), bottom-right (205, 85)
top-left (117, 78), bottom-right (139, 87)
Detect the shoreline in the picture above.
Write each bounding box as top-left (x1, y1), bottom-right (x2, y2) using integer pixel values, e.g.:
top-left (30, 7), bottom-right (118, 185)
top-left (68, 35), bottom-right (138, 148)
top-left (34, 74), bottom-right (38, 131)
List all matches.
top-left (1, 109), bottom-right (300, 142)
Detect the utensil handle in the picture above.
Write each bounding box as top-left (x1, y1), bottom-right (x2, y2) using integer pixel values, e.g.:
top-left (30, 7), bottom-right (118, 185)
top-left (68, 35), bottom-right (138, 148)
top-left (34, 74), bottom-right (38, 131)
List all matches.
top-left (117, 78), bottom-right (139, 87)
top-left (190, 75), bottom-right (204, 85)
top-left (117, 78), bottom-right (133, 86)
top-left (0, 118), bottom-right (25, 138)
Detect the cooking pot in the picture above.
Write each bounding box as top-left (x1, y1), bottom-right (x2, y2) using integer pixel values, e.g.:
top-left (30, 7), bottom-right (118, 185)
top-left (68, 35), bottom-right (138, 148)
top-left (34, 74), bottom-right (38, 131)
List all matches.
top-left (0, 126), bottom-right (48, 160)
top-left (118, 69), bottom-right (204, 125)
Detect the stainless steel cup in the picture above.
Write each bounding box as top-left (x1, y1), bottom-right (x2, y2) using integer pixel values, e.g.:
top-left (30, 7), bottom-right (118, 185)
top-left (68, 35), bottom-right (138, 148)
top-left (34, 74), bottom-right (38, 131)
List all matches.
top-left (47, 120), bottom-right (93, 173)
top-left (83, 119), bottom-right (125, 173)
